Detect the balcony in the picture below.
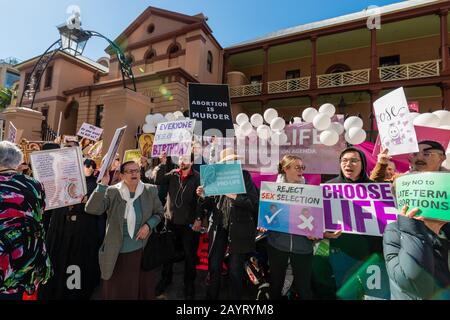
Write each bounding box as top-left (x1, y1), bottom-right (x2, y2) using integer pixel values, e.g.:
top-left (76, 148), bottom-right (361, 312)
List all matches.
top-left (268, 77), bottom-right (310, 94)
top-left (379, 59), bottom-right (441, 82)
top-left (229, 83), bottom-right (262, 98)
top-left (228, 60), bottom-right (443, 98)
top-left (317, 69), bottom-right (371, 88)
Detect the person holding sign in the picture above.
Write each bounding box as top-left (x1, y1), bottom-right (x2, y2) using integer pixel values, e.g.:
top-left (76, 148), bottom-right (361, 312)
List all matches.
top-left (196, 148), bottom-right (259, 300)
top-left (0, 141), bottom-right (51, 300)
top-left (370, 147), bottom-right (398, 183)
top-left (384, 140), bottom-right (450, 300)
top-left (85, 161), bottom-right (164, 300)
top-left (326, 147), bottom-right (387, 299)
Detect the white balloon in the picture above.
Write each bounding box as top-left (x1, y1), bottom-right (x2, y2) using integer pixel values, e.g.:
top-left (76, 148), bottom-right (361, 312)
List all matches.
top-left (234, 127), bottom-right (245, 138)
top-left (250, 113), bottom-right (264, 127)
top-left (320, 130), bottom-right (339, 146)
top-left (433, 110), bottom-right (450, 126)
top-left (302, 107), bottom-right (318, 123)
top-left (256, 125), bottom-right (271, 140)
top-left (270, 131), bottom-right (288, 145)
top-left (142, 123), bottom-right (156, 134)
top-left (346, 127), bottom-right (366, 145)
top-left (154, 113), bottom-right (166, 123)
top-left (240, 121), bottom-right (253, 135)
top-left (165, 112), bottom-right (176, 122)
top-left (233, 123), bottom-right (239, 131)
top-left (312, 113), bottom-right (331, 131)
top-left (329, 122), bottom-right (344, 135)
top-left (264, 108), bottom-right (278, 124)
top-left (443, 158), bottom-right (450, 170)
top-left (145, 114), bottom-right (154, 124)
top-left (236, 113), bottom-right (249, 126)
top-left (173, 111), bottom-right (185, 119)
top-left (413, 113), bottom-right (440, 128)
top-left (319, 103), bottom-right (336, 117)
top-left (408, 112), bottom-right (419, 122)
top-left (344, 116), bottom-right (363, 131)
top-left (270, 117), bottom-right (285, 131)
top-left (293, 117), bottom-right (302, 124)
top-left (439, 125), bottom-right (450, 130)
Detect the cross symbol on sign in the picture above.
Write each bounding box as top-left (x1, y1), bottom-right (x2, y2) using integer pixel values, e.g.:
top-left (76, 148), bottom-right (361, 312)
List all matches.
top-left (297, 214), bottom-right (314, 231)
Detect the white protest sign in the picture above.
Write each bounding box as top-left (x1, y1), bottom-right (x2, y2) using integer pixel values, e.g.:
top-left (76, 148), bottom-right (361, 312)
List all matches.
top-left (30, 147), bottom-right (87, 210)
top-left (322, 183), bottom-right (399, 237)
top-left (258, 182), bottom-right (324, 238)
top-left (373, 87), bottom-right (419, 156)
top-left (77, 122), bottom-right (104, 141)
top-left (151, 119), bottom-right (195, 157)
top-left (97, 125), bottom-right (127, 183)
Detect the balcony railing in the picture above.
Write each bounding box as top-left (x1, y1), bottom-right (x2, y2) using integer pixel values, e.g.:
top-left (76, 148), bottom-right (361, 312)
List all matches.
top-left (268, 77), bottom-right (310, 94)
top-left (229, 83), bottom-right (262, 97)
top-left (379, 59), bottom-right (441, 82)
top-left (317, 69), bottom-right (371, 88)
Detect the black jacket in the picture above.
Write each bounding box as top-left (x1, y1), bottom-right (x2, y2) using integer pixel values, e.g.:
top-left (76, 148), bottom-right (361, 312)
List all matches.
top-left (199, 170), bottom-right (259, 254)
top-left (154, 165), bottom-right (201, 225)
top-left (326, 147), bottom-right (382, 260)
top-left (383, 215), bottom-right (450, 300)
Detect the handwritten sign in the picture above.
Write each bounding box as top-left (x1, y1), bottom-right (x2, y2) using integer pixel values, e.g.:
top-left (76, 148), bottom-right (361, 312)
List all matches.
top-left (151, 119), bottom-right (195, 157)
top-left (77, 122), bottom-right (103, 141)
top-left (373, 87), bottom-right (419, 156)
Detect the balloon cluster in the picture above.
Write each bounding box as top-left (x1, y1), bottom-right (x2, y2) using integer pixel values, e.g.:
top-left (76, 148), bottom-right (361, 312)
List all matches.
top-left (410, 110), bottom-right (450, 129)
top-left (234, 108), bottom-right (288, 145)
top-left (142, 111), bottom-right (185, 133)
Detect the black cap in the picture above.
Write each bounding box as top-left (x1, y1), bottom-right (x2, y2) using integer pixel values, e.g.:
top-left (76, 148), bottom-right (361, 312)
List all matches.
top-left (42, 143), bottom-right (60, 150)
top-left (83, 158), bottom-right (97, 170)
top-left (418, 140), bottom-right (446, 153)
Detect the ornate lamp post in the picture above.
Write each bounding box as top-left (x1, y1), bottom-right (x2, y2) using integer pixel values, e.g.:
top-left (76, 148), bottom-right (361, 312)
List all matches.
top-left (19, 16), bottom-right (136, 110)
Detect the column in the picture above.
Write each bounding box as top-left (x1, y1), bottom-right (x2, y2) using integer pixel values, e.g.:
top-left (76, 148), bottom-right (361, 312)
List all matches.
top-left (310, 36), bottom-right (318, 90)
top-left (262, 45), bottom-right (269, 95)
top-left (370, 28), bottom-right (380, 82)
top-left (439, 9), bottom-right (449, 74)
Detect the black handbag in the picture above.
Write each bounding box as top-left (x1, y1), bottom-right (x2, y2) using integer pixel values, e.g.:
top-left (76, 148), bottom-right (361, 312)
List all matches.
top-left (141, 219), bottom-right (175, 271)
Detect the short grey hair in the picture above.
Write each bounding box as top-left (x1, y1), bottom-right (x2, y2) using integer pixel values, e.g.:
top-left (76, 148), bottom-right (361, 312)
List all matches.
top-left (0, 141), bottom-right (23, 169)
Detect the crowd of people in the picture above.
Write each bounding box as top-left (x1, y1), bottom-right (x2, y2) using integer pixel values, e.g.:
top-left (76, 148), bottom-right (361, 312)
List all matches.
top-left (0, 136), bottom-right (449, 301)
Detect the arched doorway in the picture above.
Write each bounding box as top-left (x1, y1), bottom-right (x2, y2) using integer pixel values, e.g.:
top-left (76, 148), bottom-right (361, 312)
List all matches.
top-left (64, 98), bottom-right (79, 135)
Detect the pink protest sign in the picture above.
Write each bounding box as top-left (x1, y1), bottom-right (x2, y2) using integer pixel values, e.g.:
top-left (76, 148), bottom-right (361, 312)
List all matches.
top-left (322, 183), bottom-right (399, 237)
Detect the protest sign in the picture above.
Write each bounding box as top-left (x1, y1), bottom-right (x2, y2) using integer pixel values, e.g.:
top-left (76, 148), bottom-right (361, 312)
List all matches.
top-left (7, 121), bottom-right (17, 143)
top-left (396, 172), bottom-right (450, 220)
top-left (124, 149), bottom-right (142, 163)
top-left (321, 183), bottom-right (399, 236)
top-left (63, 135), bottom-right (79, 143)
top-left (97, 126), bottom-right (127, 183)
top-left (77, 122), bottom-right (103, 141)
top-left (30, 147), bottom-right (87, 210)
top-left (188, 83), bottom-right (234, 136)
top-left (151, 119), bottom-right (195, 157)
top-left (241, 116), bottom-right (345, 174)
top-left (258, 182), bottom-right (324, 238)
top-left (373, 87), bottom-right (419, 156)
top-left (200, 162), bottom-right (246, 196)
top-left (139, 134), bottom-right (154, 157)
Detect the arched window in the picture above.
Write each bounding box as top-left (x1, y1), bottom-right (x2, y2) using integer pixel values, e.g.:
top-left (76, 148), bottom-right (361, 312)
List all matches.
top-left (168, 43), bottom-right (181, 55)
top-left (325, 63), bottom-right (351, 74)
top-left (147, 23), bottom-right (155, 34)
top-left (207, 51), bottom-right (213, 73)
top-left (145, 49), bottom-right (156, 62)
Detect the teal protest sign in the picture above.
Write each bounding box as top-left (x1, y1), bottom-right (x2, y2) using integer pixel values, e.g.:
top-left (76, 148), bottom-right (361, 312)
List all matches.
top-left (200, 162), bottom-right (246, 196)
top-left (396, 172), bottom-right (450, 220)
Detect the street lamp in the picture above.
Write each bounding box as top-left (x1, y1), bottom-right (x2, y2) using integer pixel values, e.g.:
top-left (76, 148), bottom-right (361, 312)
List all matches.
top-left (57, 24), bottom-right (91, 56)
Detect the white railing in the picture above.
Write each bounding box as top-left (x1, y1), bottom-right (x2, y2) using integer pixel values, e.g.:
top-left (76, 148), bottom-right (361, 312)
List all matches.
top-left (229, 83), bottom-right (262, 97)
top-left (268, 77), bottom-right (310, 94)
top-left (317, 69), bottom-right (370, 88)
top-left (379, 59), bottom-right (441, 82)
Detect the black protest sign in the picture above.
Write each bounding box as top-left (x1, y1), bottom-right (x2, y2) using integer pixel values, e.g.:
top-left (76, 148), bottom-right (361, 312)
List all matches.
top-left (188, 83), bottom-right (234, 136)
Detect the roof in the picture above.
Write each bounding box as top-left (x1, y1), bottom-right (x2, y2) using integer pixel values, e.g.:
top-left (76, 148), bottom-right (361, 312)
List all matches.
top-left (15, 50), bottom-right (108, 73)
top-left (226, 0), bottom-right (439, 49)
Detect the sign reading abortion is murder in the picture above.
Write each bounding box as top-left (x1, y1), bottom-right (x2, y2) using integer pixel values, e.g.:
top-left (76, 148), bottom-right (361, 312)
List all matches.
top-left (322, 183), bottom-right (399, 237)
top-left (188, 83), bottom-right (234, 136)
top-left (258, 182), bottom-right (324, 238)
top-left (151, 119), bottom-right (195, 157)
top-left (396, 172), bottom-right (450, 221)
top-left (200, 162), bottom-right (246, 196)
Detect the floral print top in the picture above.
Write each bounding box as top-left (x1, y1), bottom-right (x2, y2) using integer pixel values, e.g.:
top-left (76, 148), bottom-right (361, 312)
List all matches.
top-left (0, 172), bottom-right (52, 294)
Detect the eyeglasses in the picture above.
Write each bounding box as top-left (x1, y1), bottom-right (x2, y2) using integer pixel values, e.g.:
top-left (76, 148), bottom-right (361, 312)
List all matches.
top-left (124, 169), bottom-right (140, 174)
top-left (340, 158), bottom-right (361, 165)
top-left (293, 165), bottom-right (306, 171)
top-left (410, 151), bottom-right (443, 158)
top-left (84, 164), bottom-right (94, 169)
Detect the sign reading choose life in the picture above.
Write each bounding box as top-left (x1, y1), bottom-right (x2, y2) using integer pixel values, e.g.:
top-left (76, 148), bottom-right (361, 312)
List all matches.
top-left (188, 83), bottom-right (234, 136)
